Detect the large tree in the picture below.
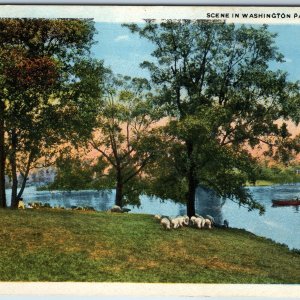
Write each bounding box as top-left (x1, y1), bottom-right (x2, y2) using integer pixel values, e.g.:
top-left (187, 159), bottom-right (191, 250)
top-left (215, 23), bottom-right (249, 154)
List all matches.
top-left (0, 18), bottom-right (104, 208)
top-left (89, 74), bottom-right (162, 207)
top-left (124, 20), bottom-right (300, 216)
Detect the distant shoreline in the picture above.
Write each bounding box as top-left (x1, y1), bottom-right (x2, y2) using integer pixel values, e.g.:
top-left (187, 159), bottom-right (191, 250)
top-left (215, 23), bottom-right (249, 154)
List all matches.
top-left (246, 180), bottom-right (300, 187)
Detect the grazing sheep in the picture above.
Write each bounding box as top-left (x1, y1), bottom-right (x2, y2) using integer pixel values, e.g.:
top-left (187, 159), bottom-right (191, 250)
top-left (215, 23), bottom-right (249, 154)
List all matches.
top-left (109, 205), bottom-right (131, 213)
top-left (160, 217), bottom-right (171, 230)
top-left (201, 217), bottom-right (207, 228)
top-left (110, 205), bottom-right (123, 213)
top-left (176, 216), bottom-right (189, 227)
top-left (194, 217), bottom-right (205, 229)
top-left (204, 219), bottom-right (212, 229)
top-left (190, 216), bottom-right (197, 226)
top-left (28, 202), bottom-right (42, 209)
top-left (171, 216), bottom-right (189, 229)
top-left (171, 218), bottom-right (181, 229)
top-left (154, 214), bottom-right (162, 221)
top-left (18, 200), bottom-right (25, 210)
top-left (194, 218), bottom-right (202, 229)
top-left (205, 215), bottom-right (215, 225)
top-left (194, 215), bottom-right (206, 228)
top-left (194, 214), bottom-right (205, 221)
top-left (191, 215), bottom-right (202, 224)
top-left (182, 215), bottom-right (190, 226)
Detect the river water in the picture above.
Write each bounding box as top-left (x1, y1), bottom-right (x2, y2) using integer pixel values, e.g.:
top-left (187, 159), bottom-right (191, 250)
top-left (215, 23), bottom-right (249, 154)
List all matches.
top-left (9, 184), bottom-right (300, 250)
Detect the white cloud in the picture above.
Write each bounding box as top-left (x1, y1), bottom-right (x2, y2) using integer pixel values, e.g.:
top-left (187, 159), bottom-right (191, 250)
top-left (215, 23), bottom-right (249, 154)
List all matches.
top-left (114, 35), bottom-right (130, 42)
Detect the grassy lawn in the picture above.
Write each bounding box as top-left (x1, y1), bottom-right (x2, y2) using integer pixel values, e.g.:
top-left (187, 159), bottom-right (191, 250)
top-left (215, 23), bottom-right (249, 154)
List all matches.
top-left (0, 209), bottom-right (299, 283)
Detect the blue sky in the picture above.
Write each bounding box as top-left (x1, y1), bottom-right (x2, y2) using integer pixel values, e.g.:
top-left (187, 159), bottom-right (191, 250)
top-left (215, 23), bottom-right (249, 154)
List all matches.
top-left (268, 25), bottom-right (300, 81)
top-left (92, 23), bottom-right (300, 82)
top-left (92, 23), bottom-right (153, 79)
top-left (1, 6), bottom-right (299, 80)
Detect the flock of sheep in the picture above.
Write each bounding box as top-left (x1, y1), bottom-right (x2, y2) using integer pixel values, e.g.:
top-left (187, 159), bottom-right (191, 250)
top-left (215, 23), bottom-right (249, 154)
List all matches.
top-left (18, 201), bottom-right (229, 231)
top-left (17, 200), bottom-right (96, 211)
top-left (155, 214), bottom-right (229, 230)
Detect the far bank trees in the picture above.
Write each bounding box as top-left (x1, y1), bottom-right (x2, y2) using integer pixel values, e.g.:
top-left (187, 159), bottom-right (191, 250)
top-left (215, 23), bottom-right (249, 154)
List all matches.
top-left (124, 20), bottom-right (300, 216)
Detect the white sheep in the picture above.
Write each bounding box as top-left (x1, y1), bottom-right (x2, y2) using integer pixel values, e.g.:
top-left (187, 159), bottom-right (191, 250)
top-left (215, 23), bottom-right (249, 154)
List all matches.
top-left (171, 216), bottom-right (189, 229)
top-left (191, 215), bottom-right (206, 229)
top-left (177, 216), bottom-right (189, 227)
top-left (171, 218), bottom-right (180, 229)
top-left (110, 205), bottom-right (122, 213)
top-left (18, 200), bottom-right (25, 210)
top-left (194, 214), bottom-right (204, 220)
top-left (194, 217), bottom-right (205, 229)
top-left (182, 215), bottom-right (190, 226)
top-left (160, 217), bottom-right (171, 230)
top-left (205, 215), bottom-right (215, 225)
top-left (204, 219), bottom-right (212, 229)
top-left (190, 216), bottom-right (197, 225)
top-left (154, 214), bottom-right (162, 221)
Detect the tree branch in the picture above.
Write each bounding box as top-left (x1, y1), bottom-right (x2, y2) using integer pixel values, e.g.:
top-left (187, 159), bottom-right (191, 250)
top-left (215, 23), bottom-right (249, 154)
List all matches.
top-left (89, 140), bottom-right (117, 168)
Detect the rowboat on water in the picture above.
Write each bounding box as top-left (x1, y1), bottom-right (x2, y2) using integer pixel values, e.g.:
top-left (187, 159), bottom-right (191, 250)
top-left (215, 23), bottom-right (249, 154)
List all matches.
top-left (272, 199), bottom-right (300, 206)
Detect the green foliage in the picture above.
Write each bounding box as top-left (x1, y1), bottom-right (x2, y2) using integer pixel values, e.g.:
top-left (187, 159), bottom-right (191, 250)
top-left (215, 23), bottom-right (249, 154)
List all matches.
top-left (48, 156), bottom-right (94, 191)
top-left (256, 164), bottom-right (300, 184)
top-left (146, 111), bottom-right (265, 213)
top-left (124, 20), bottom-right (300, 215)
top-left (48, 154), bottom-right (108, 191)
top-left (90, 74), bottom-right (163, 207)
top-left (0, 18), bottom-right (105, 204)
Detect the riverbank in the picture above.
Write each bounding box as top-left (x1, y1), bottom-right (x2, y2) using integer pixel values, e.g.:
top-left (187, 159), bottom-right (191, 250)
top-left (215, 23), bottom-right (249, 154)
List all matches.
top-left (0, 209), bottom-right (299, 283)
top-left (247, 180), bottom-right (275, 186)
top-left (246, 180), bottom-right (300, 186)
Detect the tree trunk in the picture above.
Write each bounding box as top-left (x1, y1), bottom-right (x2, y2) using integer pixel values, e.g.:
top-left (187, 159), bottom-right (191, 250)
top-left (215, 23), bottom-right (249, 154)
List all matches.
top-left (187, 173), bottom-right (196, 218)
top-left (17, 176), bottom-right (27, 201)
top-left (17, 153), bottom-right (33, 200)
top-left (0, 100), bottom-right (6, 208)
top-left (115, 168), bottom-right (123, 208)
top-left (115, 182), bottom-right (123, 208)
top-left (10, 129), bottom-right (19, 209)
top-left (186, 140), bottom-right (196, 218)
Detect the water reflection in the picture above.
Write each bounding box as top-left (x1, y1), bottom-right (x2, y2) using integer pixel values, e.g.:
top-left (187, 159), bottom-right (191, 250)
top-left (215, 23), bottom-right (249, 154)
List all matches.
top-left (129, 195), bottom-right (186, 217)
top-left (222, 184), bottom-right (300, 249)
top-left (195, 186), bottom-right (224, 224)
top-left (19, 189), bottom-right (110, 211)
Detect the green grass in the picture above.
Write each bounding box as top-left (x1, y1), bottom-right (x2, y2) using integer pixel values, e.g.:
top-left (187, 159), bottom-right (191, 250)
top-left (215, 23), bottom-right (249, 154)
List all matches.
top-left (0, 208), bottom-right (299, 283)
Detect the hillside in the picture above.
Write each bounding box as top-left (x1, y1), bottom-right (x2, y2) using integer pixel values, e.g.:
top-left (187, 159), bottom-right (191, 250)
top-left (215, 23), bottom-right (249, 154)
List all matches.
top-left (0, 209), bottom-right (299, 283)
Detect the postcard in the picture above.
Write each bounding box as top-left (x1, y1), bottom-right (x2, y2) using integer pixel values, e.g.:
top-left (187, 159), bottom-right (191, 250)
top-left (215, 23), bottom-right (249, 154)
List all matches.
top-left (0, 4), bottom-right (299, 298)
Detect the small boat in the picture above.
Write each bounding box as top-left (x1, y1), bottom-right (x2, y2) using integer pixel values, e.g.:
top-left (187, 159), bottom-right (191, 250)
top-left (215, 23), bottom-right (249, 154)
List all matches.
top-left (272, 199), bottom-right (300, 206)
